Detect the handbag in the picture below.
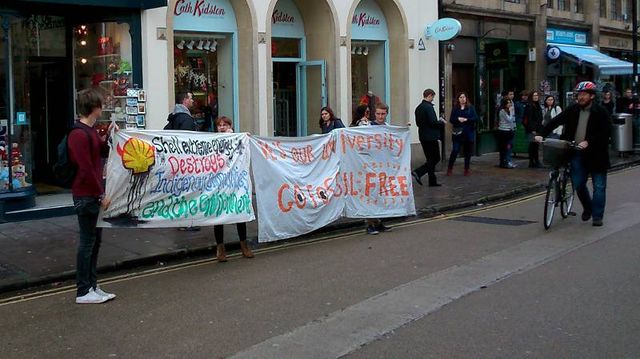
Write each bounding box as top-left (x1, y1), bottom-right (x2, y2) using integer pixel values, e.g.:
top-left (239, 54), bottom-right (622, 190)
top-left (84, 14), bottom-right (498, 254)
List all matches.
top-left (452, 127), bottom-right (463, 136)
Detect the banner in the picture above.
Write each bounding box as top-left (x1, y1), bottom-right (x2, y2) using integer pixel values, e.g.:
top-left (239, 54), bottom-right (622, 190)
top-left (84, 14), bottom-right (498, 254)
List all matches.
top-left (98, 130), bottom-right (254, 228)
top-left (250, 134), bottom-right (344, 241)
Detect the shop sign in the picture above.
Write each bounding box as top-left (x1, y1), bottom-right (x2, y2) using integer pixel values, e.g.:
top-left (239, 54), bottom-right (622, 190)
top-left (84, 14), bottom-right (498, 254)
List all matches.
top-left (547, 46), bottom-right (561, 61)
top-left (546, 28), bottom-right (587, 46)
top-left (272, 0), bottom-right (304, 38)
top-left (424, 18), bottom-right (462, 41)
top-left (485, 41), bottom-right (509, 69)
top-left (16, 112), bottom-right (27, 125)
top-left (173, 0), bottom-right (237, 33)
top-left (351, 0), bottom-right (388, 41)
top-left (174, 0), bottom-right (225, 17)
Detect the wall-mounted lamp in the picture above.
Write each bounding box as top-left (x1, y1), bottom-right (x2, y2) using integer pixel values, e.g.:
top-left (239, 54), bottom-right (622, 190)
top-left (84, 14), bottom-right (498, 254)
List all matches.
top-left (445, 43), bottom-right (455, 51)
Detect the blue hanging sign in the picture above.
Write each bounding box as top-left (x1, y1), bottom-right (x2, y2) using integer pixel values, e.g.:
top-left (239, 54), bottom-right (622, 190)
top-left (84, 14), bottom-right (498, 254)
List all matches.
top-left (546, 28), bottom-right (587, 46)
top-left (424, 18), bottom-right (462, 41)
top-left (351, 0), bottom-right (388, 41)
top-left (173, 0), bottom-right (237, 33)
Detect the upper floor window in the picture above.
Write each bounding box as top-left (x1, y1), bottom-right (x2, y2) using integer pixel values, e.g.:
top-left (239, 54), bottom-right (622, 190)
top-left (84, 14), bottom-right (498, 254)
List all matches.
top-left (624, 0), bottom-right (632, 21)
top-left (572, 0), bottom-right (584, 13)
top-left (504, 0), bottom-right (521, 3)
top-left (600, 0), bottom-right (607, 17)
top-left (612, 0), bottom-right (623, 20)
top-left (558, 0), bottom-right (568, 11)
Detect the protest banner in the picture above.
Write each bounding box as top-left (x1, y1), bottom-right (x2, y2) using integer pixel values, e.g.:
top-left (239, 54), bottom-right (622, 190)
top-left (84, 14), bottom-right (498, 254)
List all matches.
top-left (98, 130), bottom-right (254, 228)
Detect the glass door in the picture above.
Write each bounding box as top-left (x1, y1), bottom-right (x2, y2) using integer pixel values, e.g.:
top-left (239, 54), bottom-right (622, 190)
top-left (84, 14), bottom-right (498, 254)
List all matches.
top-left (296, 60), bottom-right (326, 136)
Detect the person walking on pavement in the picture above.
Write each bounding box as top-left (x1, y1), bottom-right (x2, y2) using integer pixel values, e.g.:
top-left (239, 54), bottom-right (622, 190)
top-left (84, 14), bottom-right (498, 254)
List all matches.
top-left (69, 88), bottom-right (118, 304)
top-left (164, 91), bottom-right (196, 130)
top-left (535, 81), bottom-right (612, 227)
top-left (213, 116), bottom-right (254, 262)
top-left (524, 90), bottom-right (543, 168)
top-left (447, 92), bottom-right (477, 176)
top-left (412, 89), bottom-right (444, 186)
top-left (319, 106), bottom-right (345, 134)
top-left (497, 97), bottom-right (516, 169)
top-left (352, 103), bottom-right (393, 235)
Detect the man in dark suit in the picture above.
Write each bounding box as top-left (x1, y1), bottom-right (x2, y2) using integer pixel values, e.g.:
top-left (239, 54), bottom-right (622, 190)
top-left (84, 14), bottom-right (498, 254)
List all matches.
top-left (412, 89), bottom-right (444, 187)
top-left (536, 81), bottom-right (612, 227)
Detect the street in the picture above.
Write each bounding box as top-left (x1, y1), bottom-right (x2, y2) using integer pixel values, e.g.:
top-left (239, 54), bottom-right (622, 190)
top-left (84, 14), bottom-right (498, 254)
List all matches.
top-left (1, 167), bottom-right (640, 358)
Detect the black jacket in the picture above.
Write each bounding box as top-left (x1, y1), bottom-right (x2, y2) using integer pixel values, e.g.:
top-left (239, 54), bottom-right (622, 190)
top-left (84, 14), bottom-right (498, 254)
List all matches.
top-left (415, 100), bottom-right (442, 141)
top-left (540, 102), bottom-right (612, 172)
top-left (165, 112), bottom-right (196, 130)
top-left (524, 102), bottom-right (543, 133)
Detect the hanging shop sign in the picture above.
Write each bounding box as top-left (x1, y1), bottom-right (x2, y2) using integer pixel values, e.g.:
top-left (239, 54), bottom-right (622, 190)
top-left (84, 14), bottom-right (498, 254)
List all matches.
top-left (546, 28), bottom-right (587, 46)
top-left (546, 46), bottom-right (561, 61)
top-left (351, 0), bottom-right (388, 41)
top-left (272, 0), bottom-right (304, 38)
top-left (173, 0), bottom-right (236, 32)
top-left (424, 18), bottom-right (462, 41)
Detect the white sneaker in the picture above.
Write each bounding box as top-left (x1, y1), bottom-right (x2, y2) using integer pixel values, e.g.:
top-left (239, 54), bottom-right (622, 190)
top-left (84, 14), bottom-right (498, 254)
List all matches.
top-left (94, 286), bottom-right (116, 301)
top-left (75, 288), bottom-right (109, 304)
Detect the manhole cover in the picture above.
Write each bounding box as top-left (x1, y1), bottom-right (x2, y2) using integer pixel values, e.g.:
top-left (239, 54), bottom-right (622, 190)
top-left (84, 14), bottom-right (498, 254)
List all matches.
top-left (449, 216), bottom-right (536, 226)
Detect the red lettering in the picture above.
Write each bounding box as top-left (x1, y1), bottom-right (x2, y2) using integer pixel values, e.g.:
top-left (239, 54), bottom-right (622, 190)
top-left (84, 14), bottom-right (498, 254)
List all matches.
top-left (277, 184), bottom-right (293, 213)
top-left (398, 176), bottom-right (409, 196)
top-left (365, 172), bottom-right (377, 196)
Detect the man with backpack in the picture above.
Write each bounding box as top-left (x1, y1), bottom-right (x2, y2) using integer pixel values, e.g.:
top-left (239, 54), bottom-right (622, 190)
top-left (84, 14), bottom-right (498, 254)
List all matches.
top-left (165, 92), bottom-right (196, 130)
top-left (69, 88), bottom-right (118, 304)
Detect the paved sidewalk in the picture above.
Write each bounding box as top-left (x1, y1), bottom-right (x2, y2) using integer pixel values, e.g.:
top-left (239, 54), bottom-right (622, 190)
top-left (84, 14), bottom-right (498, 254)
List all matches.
top-left (1, 151), bottom-right (638, 293)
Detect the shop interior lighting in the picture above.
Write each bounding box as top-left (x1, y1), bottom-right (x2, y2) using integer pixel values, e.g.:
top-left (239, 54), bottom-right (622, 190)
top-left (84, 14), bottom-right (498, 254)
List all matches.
top-left (186, 40), bottom-right (195, 50)
top-left (80, 40), bottom-right (87, 46)
top-left (362, 47), bottom-right (369, 56)
top-left (351, 47), bottom-right (356, 55)
top-left (176, 40), bottom-right (185, 49)
top-left (80, 58), bottom-right (88, 64)
top-left (210, 40), bottom-right (218, 52)
top-left (196, 40), bottom-right (204, 50)
top-left (203, 40), bottom-right (212, 51)
top-left (356, 47), bottom-right (363, 55)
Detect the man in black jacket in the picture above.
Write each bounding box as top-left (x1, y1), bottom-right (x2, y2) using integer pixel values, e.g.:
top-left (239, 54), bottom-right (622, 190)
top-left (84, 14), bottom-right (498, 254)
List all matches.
top-left (412, 89), bottom-right (444, 186)
top-left (165, 92), bottom-right (196, 130)
top-left (536, 81), bottom-right (612, 227)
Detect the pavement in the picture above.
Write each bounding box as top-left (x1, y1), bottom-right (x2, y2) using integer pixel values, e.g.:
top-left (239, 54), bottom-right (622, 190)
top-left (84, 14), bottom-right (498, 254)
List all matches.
top-left (1, 149), bottom-right (638, 293)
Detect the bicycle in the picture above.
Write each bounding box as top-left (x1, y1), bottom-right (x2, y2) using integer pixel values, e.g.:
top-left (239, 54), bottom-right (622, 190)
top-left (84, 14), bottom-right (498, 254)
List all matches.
top-left (541, 139), bottom-right (578, 230)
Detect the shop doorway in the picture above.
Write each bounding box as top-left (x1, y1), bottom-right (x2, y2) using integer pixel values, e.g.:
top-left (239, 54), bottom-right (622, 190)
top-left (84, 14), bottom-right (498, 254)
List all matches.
top-left (351, 41), bottom-right (387, 119)
top-left (29, 59), bottom-right (70, 193)
top-left (273, 61), bottom-right (297, 136)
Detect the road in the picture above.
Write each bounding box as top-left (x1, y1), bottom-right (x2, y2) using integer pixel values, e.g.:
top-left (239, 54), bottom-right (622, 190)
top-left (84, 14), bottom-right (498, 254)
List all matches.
top-left (1, 167), bottom-right (639, 358)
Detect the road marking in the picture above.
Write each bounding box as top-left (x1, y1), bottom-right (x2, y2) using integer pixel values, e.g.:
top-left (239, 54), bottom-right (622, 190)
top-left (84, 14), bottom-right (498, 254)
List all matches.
top-left (229, 203), bottom-right (640, 359)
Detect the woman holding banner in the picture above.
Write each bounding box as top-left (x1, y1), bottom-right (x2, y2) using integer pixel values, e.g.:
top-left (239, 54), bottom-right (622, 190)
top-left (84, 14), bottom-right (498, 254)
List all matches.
top-left (213, 116), bottom-right (254, 262)
top-left (319, 106), bottom-right (345, 134)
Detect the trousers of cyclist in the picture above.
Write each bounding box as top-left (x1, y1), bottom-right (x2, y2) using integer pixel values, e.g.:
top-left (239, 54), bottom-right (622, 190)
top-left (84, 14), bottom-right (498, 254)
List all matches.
top-left (535, 81), bottom-right (612, 227)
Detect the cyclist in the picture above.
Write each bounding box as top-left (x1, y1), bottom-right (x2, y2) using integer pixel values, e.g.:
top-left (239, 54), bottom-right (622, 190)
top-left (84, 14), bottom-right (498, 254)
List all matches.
top-left (535, 81), bottom-right (612, 227)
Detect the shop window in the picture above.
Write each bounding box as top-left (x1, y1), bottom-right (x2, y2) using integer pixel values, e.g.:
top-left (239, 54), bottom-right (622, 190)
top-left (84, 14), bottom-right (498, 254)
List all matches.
top-left (74, 22), bottom-right (133, 135)
top-left (173, 33), bottom-right (234, 132)
top-left (272, 38), bottom-right (301, 59)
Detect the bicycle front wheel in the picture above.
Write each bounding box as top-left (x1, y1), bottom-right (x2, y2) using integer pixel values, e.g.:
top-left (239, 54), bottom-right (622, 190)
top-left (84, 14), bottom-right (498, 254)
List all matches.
top-left (544, 176), bottom-right (558, 229)
top-left (560, 172), bottom-right (575, 218)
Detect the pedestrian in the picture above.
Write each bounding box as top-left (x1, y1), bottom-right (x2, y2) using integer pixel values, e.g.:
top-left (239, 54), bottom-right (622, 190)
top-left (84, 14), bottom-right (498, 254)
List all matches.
top-left (514, 90), bottom-right (529, 125)
top-left (355, 102), bottom-right (392, 235)
top-left (542, 95), bottom-right (563, 139)
top-left (412, 88), bottom-right (444, 186)
top-left (601, 90), bottom-right (615, 116)
top-left (447, 92), bottom-right (477, 176)
top-left (524, 90), bottom-right (543, 168)
top-left (494, 89), bottom-right (514, 128)
top-left (535, 81), bottom-right (612, 227)
top-left (164, 91), bottom-right (196, 130)
top-left (213, 116), bottom-right (254, 262)
top-left (615, 88), bottom-right (633, 114)
top-left (350, 104), bottom-right (371, 127)
top-left (69, 88), bottom-right (118, 304)
top-left (319, 106), bottom-right (345, 134)
top-left (496, 97), bottom-right (516, 169)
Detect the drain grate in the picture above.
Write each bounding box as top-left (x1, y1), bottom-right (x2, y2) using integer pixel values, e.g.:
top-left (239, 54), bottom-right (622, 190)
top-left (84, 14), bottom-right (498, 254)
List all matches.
top-left (449, 216), bottom-right (536, 226)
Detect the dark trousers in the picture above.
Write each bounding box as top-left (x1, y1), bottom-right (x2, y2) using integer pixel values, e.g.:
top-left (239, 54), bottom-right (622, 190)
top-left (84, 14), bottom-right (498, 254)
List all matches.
top-left (214, 223), bottom-right (247, 245)
top-left (414, 139), bottom-right (441, 184)
top-left (528, 136), bottom-right (540, 165)
top-left (571, 153), bottom-right (607, 220)
top-left (74, 196), bottom-right (103, 297)
top-left (448, 137), bottom-right (473, 170)
top-left (497, 130), bottom-right (514, 166)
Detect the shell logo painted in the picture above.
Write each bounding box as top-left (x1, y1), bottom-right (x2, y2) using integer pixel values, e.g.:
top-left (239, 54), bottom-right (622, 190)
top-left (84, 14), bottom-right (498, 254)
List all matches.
top-left (117, 138), bottom-right (156, 174)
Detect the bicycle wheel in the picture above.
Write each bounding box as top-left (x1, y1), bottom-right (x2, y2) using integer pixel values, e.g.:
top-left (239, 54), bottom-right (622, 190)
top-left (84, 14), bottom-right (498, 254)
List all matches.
top-left (544, 176), bottom-right (558, 229)
top-left (560, 171), bottom-right (575, 218)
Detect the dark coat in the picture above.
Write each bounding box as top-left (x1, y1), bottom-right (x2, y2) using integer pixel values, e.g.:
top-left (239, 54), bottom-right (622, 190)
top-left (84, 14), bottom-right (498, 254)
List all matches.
top-left (540, 102), bottom-right (612, 172)
top-left (524, 102), bottom-right (543, 134)
top-left (321, 118), bottom-right (345, 134)
top-left (415, 100), bottom-right (442, 142)
top-left (165, 112), bottom-right (196, 130)
top-left (449, 105), bottom-right (477, 142)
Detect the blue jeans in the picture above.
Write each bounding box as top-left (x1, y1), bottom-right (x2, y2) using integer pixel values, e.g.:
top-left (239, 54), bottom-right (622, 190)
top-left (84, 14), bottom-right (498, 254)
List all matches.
top-left (570, 153), bottom-right (607, 220)
top-left (448, 136), bottom-right (473, 170)
top-left (74, 196), bottom-right (103, 297)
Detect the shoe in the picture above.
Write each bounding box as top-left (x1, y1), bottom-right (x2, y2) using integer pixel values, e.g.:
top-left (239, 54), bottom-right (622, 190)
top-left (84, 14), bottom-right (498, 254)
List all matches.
top-left (428, 182), bottom-right (442, 187)
top-left (239, 240), bottom-right (255, 259)
top-left (366, 226), bottom-right (379, 235)
top-left (411, 171), bottom-right (423, 186)
top-left (592, 218), bottom-right (603, 227)
top-left (76, 289), bottom-right (109, 304)
top-left (376, 223), bottom-right (392, 232)
top-left (464, 169), bottom-right (471, 176)
top-left (446, 168), bottom-right (453, 176)
top-left (581, 210), bottom-right (592, 222)
top-left (216, 244), bottom-right (228, 262)
top-left (94, 286), bottom-right (116, 301)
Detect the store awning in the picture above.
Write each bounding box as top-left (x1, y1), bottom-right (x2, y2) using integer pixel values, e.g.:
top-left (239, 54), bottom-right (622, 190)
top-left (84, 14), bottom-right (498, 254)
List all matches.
top-left (15, 0), bottom-right (166, 9)
top-left (551, 44), bottom-right (635, 76)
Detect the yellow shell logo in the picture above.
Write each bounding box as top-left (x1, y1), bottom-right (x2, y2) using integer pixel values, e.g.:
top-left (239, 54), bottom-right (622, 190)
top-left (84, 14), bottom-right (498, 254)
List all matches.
top-left (117, 138), bottom-right (156, 174)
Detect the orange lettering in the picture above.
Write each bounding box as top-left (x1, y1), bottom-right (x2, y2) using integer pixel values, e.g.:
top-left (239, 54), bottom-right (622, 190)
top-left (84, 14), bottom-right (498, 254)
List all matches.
top-left (277, 184), bottom-right (293, 212)
top-left (365, 172), bottom-right (377, 196)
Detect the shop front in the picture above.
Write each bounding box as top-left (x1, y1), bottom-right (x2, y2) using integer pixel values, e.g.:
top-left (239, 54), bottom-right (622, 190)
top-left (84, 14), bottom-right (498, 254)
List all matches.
top-left (0, 1), bottom-right (160, 215)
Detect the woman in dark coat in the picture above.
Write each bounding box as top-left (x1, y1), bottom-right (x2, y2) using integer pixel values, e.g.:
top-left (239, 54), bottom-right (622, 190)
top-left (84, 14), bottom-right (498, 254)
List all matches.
top-left (447, 92), bottom-right (478, 176)
top-left (319, 106), bottom-right (345, 134)
top-left (524, 90), bottom-right (544, 168)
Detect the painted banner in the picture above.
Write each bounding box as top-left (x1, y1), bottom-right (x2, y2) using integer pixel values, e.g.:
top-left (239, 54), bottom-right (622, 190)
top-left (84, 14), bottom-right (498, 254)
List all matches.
top-left (250, 133), bottom-right (344, 241)
top-left (98, 130), bottom-right (254, 228)
top-left (250, 126), bottom-right (415, 242)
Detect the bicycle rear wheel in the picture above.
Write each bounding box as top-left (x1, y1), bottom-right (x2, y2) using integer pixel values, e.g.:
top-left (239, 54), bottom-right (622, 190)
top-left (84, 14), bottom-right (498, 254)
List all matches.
top-left (560, 172), bottom-right (575, 218)
top-left (544, 176), bottom-right (558, 229)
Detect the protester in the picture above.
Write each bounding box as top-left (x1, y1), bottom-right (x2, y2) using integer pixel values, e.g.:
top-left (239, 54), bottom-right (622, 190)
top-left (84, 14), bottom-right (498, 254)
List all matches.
top-left (447, 92), bottom-right (477, 176)
top-left (353, 103), bottom-right (392, 235)
top-left (69, 88), bottom-right (118, 304)
top-left (536, 81), bottom-right (612, 226)
top-left (524, 90), bottom-right (543, 168)
top-left (319, 106), bottom-right (345, 134)
top-left (213, 116), bottom-right (254, 262)
top-left (412, 88), bottom-right (444, 186)
top-left (616, 88), bottom-right (633, 114)
top-left (497, 97), bottom-right (516, 169)
top-left (542, 95), bottom-right (563, 139)
top-left (350, 104), bottom-right (371, 127)
top-left (601, 90), bottom-right (615, 116)
top-left (164, 92), bottom-right (196, 130)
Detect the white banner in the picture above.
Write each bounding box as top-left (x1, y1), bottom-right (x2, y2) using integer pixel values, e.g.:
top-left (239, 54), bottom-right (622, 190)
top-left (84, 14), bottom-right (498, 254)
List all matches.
top-left (250, 134), bottom-right (344, 242)
top-left (98, 130), bottom-right (254, 228)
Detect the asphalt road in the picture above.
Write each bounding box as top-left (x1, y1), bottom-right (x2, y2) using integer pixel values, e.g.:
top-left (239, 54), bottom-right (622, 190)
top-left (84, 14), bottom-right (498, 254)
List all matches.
top-left (1, 167), bottom-right (639, 359)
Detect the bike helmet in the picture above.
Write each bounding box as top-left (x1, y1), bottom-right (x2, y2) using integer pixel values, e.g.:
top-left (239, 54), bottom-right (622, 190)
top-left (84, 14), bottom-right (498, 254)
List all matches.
top-left (575, 81), bottom-right (597, 94)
